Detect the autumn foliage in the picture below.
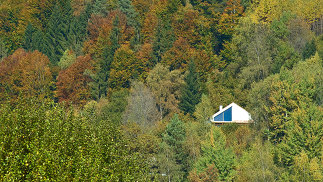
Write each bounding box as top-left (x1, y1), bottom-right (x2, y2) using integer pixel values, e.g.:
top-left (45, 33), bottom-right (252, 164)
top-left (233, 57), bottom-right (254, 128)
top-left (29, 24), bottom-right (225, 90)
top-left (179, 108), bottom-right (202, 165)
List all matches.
top-left (56, 55), bottom-right (93, 106)
top-left (0, 48), bottom-right (52, 100)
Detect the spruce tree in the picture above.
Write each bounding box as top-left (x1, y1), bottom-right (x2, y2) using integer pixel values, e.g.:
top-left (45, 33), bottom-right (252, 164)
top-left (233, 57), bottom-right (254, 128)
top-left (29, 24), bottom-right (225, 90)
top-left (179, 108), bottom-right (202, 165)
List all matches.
top-left (179, 60), bottom-right (201, 115)
top-left (152, 17), bottom-right (175, 65)
top-left (92, 0), bottom-right (109, 16)
top-left (68, 3), bottom-right (92, 55)
top-left (159, 114), bottom-right (187, 181)
top-left (44, 0), bottom-right (74, 64)
top-left (92, 17), bottom-right (120, 100)
top-left (23, 23), bottom-right (36, 51)
top-left (0, 38), bottom-right (7, 61)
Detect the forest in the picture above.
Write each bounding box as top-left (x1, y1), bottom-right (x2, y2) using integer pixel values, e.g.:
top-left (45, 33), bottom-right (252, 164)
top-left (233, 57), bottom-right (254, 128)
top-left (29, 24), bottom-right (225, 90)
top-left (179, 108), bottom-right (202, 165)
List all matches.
top-left (0, 0), bottom-right (322, 181)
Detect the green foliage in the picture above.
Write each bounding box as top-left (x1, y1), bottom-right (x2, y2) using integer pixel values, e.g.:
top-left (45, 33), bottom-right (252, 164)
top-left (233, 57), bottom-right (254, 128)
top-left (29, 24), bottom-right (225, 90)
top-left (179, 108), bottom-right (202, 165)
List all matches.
top-left (249, 54), bottom-right (323, 143)
top-left (92, 16), bottom-right (120, 99)
top-left (0, 37), bottom-right (7, 61)
top-left (152, 17), bottom-right (175, 65)
top-left (302, 39), bottom-right (316, 60)
top-left (92, 0), bottom-right (109, 16)
top-left (194, 127), bottom-right (236, 181)
top-left (179, 60), bottom-right (201, 115)
top-left (23, 23), bottom-right (36, 51)
top-left (58, 49), bottom-right (76, 69)
top-left (0, 98), bottom-right (148, 181)
top-left (275, 103), bottom-right (323, 167)
top-left (158, 114), bottom-right (187, 181)
top-left (237, 139), bottom-right (280, 182)
top-left (43, 1), bottom-right (74, 64)
top-left (99, 89), bottom-right (129, 125)
top-left (194, 94), bottom-right (213, 123)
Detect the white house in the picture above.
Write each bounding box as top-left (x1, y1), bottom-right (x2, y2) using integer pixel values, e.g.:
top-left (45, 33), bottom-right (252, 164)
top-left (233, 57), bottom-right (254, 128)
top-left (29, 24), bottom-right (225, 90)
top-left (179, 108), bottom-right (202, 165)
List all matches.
top-left (210, 102), bottom-right (252, 124)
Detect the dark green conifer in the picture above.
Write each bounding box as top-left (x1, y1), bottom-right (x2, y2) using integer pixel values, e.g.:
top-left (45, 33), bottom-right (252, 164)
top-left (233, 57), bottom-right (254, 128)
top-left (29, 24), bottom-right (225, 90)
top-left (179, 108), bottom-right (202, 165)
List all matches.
top-left (44, 0), bottom-right (74, 64)
top-left (179, 60), bottom-right (201, 115)
top-left (159, 114), bottom-right (187, 181)
top-left (0, 38), bottom-right (7, 61)
top-left (152, 18), bottom-right (175, 65)
top-left (23, 23), bottom-right (36, 51)
top-left (302, 39), bottom-right (316, 60)
top-left (92, 17), bottom-right (120, 100)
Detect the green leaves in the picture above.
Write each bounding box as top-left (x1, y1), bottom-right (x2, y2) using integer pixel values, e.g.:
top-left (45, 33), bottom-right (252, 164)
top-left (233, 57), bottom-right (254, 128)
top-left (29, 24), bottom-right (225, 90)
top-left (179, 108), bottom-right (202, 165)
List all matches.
top-left (0, 98), bottom-right (148, 181)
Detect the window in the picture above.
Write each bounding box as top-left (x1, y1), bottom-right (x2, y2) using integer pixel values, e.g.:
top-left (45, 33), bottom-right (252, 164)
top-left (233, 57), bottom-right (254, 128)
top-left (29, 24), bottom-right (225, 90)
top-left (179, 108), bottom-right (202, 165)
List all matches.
top-left (214, 113), bottom-right (224, 121)
top-left (224, 107), bottom-right (232, 121)
top-left (214, 107), bottom-right (232, 121)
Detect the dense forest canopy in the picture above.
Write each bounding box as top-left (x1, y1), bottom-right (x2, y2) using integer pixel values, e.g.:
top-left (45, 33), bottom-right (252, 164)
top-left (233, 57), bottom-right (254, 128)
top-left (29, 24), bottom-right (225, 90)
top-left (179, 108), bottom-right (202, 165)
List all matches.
top-left (0, 0), bottom-right (322, 181)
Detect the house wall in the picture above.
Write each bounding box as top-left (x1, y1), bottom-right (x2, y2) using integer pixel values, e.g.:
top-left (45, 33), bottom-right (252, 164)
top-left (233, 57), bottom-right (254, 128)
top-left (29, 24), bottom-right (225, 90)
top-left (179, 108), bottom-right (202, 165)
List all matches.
top-left (232, 105), bottom-right (251, 121)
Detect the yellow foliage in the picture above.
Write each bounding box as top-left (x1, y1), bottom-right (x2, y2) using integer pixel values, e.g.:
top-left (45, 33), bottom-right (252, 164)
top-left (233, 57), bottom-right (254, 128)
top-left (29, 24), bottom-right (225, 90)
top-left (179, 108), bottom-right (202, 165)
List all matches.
top-left (249, 0), bottom-right (323, 24)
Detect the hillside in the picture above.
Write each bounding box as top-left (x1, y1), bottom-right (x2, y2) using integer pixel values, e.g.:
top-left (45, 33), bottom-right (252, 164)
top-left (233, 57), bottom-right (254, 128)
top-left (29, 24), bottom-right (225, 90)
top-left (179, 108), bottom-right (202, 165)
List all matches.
top-left (0, 0), bottom-right (322, 181)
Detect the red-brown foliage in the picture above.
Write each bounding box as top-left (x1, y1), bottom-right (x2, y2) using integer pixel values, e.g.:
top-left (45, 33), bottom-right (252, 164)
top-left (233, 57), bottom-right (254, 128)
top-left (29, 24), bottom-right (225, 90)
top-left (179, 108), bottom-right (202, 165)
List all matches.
top-left (56, 55), bottom-right (93, 106)
top-left (0, 48), bottom-right (53, 100)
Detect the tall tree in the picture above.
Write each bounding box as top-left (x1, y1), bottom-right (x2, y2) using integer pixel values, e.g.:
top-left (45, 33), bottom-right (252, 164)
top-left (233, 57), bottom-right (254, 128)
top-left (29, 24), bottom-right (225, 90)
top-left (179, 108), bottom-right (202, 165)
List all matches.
top-left (23, 23), bottom-right (36, 51)
top-left (91, 16), bottom-right (120, 100)
top-left (0, 38), bottom-right (7, 61)
top-left (193, 126), bottom-right (236, 181)
top-left (179, 60), bottom-right (201, 115)
top-left (147, 63), bottom-right (184, 119)
top-left (0, 49), bottom-right (52, 100)
top-left (44, 1), bottom-right (74, 64)
top-left (58, 49), bottom-right (76, 69)
top-left (123, 81), bottom-right (160, 127)
top-left (56, 55), bottom-right (93, 106)
top-left (158, 114), bottom-right (187, 181)
top-left (152, 17), bottom-right (175, 65)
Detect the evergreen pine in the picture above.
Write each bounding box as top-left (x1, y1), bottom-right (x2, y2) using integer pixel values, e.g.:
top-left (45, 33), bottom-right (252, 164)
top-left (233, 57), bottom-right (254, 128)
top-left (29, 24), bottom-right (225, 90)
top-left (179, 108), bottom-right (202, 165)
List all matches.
top-left (44, 1), bottom-right (74, 64)
top-left (118, 0), bottom-right (139, 27)
top-left (23, 23), bottom-right (36, 51)
top-left (0, 38), bottom-right (7, 61)
top-left (159, 114), bottom-right (187, 181)
top-left (179, 60), bottom-right (201, 115)
top-left (302, 39), bottom-right (316, 60)
top-left (92, 0), bottom-right (109, 16)
top-left (92, 16), bottom-right (120, 100)
top-left (152, 18), bottom-right (175, 65)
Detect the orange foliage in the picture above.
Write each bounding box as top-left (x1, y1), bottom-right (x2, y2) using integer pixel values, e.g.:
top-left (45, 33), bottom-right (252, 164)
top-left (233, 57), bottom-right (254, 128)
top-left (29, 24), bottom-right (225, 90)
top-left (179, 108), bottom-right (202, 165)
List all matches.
top-left (136, 42), bottom-right (154, 69)
top-left (162, 37), bottom-right (212, 81)
top-left (218, 0), bottom-right (244, 36)
top-left (141, 10), bottom-right (158, 43)
top-left (162, 37), bottom-right (192, 71)
top-left (188, 164), bottom-right (219, 182)
top-left (84, 10), bottom-right (131, 58)
top-left (56, 55), bottom-right (93, 106)
top-left (173, 9), bottom-right (203, 46)
top-left (141, 0), bottom-right (168, 43)
top-left (0, 48), bottom-right (52, 100)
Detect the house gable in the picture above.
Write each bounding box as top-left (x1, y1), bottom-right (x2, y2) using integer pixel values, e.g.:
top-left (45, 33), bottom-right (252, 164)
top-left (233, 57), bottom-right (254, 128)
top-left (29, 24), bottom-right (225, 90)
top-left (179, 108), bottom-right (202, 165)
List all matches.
top-left (211, 102), bottom-right (252, 124)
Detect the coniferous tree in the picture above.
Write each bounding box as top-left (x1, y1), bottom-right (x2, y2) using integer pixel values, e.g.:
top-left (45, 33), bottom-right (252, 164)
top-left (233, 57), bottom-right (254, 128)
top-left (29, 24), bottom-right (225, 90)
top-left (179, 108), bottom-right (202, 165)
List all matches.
top-left (179, 60), bottom-right (201, 115)
top-left (92, 16), bottom-right (120, 100)
top-left (302, 39), bottom-right (316, 59)
top-left (118, 0), bottom-right (139, 27)
top-left (23, 23), bottom-right (36, 51)
top-left (159, 114), bottom-right (187, 181)
top-left (152, 18), bottom-right (175, 65)
top-left (44, 1), bottom-right (74, 64)
top-left (92, 0), bottom-right (109, 16)
top-left (0, 38), bottom-right (7, 61)
top-left (68, 3), bottom-right (92, 56)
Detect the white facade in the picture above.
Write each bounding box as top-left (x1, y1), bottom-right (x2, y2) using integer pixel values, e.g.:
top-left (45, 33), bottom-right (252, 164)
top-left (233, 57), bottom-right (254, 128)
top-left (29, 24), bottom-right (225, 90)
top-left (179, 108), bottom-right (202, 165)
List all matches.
top-left (210, 102), bottom-right (252, 124)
